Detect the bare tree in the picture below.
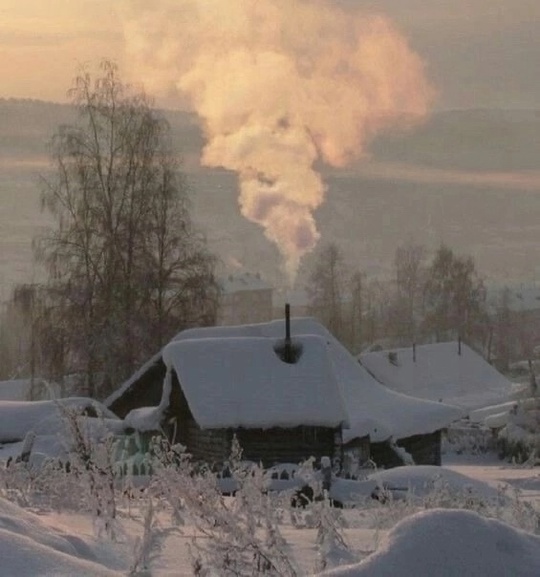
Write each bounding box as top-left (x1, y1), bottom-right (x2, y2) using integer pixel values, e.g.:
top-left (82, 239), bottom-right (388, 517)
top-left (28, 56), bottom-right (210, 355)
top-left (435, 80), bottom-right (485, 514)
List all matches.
top-left (364, 278), bottom-right (395, 347)
top-left (392, 241), bottom-right (426, 344)
top-left (306, 243), bottom-right (347, 341)
top-left (490, 286), bottom-right (514, 371)
top-left (34, 61), bottom-right (219, 397)
top-left (422, 244), bottom-right (487, 345)
top-left (0, 292), bottom-right (31, 380)
top-left (348, 270), bottom-right (365, 353)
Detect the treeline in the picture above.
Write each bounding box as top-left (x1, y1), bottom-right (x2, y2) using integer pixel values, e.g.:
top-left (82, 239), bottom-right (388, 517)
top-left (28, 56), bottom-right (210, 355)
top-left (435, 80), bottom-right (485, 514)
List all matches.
top-left (305, 241), bottom-right (536, 371)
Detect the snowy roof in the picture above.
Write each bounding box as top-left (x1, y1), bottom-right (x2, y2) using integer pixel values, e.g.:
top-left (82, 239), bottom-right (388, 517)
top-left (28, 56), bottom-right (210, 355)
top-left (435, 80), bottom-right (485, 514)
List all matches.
top-left (158, 318), bottom-right (462, 440)
top-left (0, 398), bottom-right (121, 444)
top-left (360, 342), bottom-right (513, 411)
top-left (0, 378), bottom-right (60, 402)
top-left (124, 406), bottom-right (166, 432)
top-left (163, 335), bottom-right (349, 429)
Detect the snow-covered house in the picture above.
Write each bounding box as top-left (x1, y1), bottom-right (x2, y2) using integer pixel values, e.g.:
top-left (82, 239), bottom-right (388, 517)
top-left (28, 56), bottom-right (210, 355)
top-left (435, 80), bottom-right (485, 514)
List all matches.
top-left (359, 342), bottom-right (514, 412)
top-left (106, 319), bottom-right (462, 469)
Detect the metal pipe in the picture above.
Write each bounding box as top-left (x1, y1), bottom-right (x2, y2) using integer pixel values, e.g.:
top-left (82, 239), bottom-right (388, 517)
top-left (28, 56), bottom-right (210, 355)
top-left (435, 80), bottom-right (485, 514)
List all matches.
top-left (285, 303), bottom-right (292, 363)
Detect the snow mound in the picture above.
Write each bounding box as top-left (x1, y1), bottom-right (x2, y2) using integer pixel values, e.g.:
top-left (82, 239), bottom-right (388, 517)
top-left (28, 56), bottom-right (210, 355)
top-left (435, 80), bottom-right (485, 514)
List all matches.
top-left (328, 465), bottom-right (504, 506)
top-left (322, 508), bottom-right (540, 577)
top-left (368, 465), bottom-right (504, 501)
top-left (124, 405), bottom-right (164, 432)
top-left (0, 498), bottom-right (122, 577)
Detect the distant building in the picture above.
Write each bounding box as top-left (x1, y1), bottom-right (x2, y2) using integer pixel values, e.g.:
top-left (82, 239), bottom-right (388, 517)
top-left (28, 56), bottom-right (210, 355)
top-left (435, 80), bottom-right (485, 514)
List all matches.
top-left (272, 288), bottom-right (310, 320)
top-left (218, 273), bottom-right (273, 326)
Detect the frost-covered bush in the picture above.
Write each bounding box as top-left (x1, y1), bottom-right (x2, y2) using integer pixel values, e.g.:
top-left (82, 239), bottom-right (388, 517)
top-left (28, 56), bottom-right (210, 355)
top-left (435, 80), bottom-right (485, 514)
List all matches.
top-left (128, 497), bottom-right (175, 577)
top-left (3, 426), bottom-right (540, 576)
top-left (58, 405), bottom-right (121, 538)
top-left (310, 493), bottom-right (355, 572)
top-left (0, 459), bottom-right (41, 508)
top-left (147, 436), bottom-right (298, 576)
top-left (0, 402), bottom-right (129, 521)
top-left (496, 400), bottom-right (540, 463)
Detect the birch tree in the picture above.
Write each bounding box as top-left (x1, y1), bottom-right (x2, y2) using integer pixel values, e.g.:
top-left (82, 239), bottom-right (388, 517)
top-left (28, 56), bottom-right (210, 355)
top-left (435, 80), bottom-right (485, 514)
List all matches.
top-left (35, 61), bottom-right (219, 397)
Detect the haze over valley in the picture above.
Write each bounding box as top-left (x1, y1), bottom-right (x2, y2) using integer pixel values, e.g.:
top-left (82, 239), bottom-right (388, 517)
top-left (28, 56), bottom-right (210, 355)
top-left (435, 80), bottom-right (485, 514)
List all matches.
top-left (1, 99), bottom-right (539, 295)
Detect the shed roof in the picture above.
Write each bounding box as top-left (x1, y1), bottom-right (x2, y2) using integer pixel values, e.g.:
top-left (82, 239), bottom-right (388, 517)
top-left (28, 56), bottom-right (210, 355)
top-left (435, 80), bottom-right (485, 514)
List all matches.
top-left (163, 335), bottom-right (348, 429)
top-left (109, 318), bottom-right (462, 441)
top-left (360, 342), bottom-right (513, 410)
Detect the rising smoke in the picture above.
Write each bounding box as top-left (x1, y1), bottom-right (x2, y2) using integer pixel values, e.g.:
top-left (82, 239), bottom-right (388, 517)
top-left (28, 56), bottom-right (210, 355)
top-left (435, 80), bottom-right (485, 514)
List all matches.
top-left (118, 0), bottom-right (433, 283)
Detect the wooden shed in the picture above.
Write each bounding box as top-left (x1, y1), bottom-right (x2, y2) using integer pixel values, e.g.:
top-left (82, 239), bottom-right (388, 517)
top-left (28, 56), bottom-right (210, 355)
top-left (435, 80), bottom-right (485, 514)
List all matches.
top-left (107, 318), bottom-right (462, 470)
top-left (112, 332), bottom-right (348, 467)
top-left (164, 333), bottom-right (347, 466)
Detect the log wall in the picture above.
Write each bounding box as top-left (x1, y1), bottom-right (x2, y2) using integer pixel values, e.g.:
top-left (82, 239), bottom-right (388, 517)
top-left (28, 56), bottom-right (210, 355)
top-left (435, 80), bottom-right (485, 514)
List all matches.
top-left (234, 426), bottom-right (336, 467)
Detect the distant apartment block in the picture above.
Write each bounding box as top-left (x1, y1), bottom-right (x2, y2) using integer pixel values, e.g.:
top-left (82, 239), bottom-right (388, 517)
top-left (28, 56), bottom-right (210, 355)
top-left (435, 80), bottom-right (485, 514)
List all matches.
top-left (272, 288), bottom-right (310, 320)
top-left (218, 273), bottom-right (274, 326)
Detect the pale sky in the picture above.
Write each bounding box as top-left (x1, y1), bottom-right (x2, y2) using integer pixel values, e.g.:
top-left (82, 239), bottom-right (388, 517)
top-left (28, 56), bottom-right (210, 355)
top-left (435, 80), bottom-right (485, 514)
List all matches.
top-left (0, 0), bottom-right (539, 110)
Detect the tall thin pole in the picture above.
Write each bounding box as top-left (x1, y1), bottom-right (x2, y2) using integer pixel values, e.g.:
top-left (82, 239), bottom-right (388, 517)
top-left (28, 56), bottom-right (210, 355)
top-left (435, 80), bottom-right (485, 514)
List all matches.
top-left (285, 303), bottom-right (292, 363)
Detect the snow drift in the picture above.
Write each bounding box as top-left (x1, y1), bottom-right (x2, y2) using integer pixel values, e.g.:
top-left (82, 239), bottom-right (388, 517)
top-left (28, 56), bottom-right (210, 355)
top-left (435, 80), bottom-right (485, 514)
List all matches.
top-left (0, 497), bottom-right (122, 577)
top-left (321, 508), bottom-right (540, 577)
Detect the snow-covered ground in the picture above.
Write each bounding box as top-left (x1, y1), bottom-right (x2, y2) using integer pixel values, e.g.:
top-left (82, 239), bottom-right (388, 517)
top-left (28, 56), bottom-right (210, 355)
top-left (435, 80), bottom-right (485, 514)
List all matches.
top-left (323, 508), bottom-right (540, 577)
top-left (0, 385), bottom-right (537, 575)
top-left (1, 452), bottom-right (539, 576)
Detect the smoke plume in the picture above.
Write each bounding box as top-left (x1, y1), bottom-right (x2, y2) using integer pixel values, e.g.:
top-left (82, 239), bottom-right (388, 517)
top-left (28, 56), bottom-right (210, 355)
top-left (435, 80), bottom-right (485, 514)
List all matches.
top-left (118, 0), bottom-right (433, 282)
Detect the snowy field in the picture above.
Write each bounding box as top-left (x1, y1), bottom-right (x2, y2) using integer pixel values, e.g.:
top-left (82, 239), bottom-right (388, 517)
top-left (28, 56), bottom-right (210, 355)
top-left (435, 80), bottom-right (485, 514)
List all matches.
top-left (0, 383), bottom-right (538, 576)
top-left (1, 450), bottom-right (540, 576)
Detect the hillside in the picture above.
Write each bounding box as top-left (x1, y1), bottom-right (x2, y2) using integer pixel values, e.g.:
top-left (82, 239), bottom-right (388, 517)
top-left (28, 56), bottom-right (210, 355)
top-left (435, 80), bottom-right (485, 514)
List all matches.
top-left (3, 99), bottom-right (539, 171)
top-left (1, 99), bottom-right (540, 293)
top-left (371, 108), bottom-right (540, 172)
